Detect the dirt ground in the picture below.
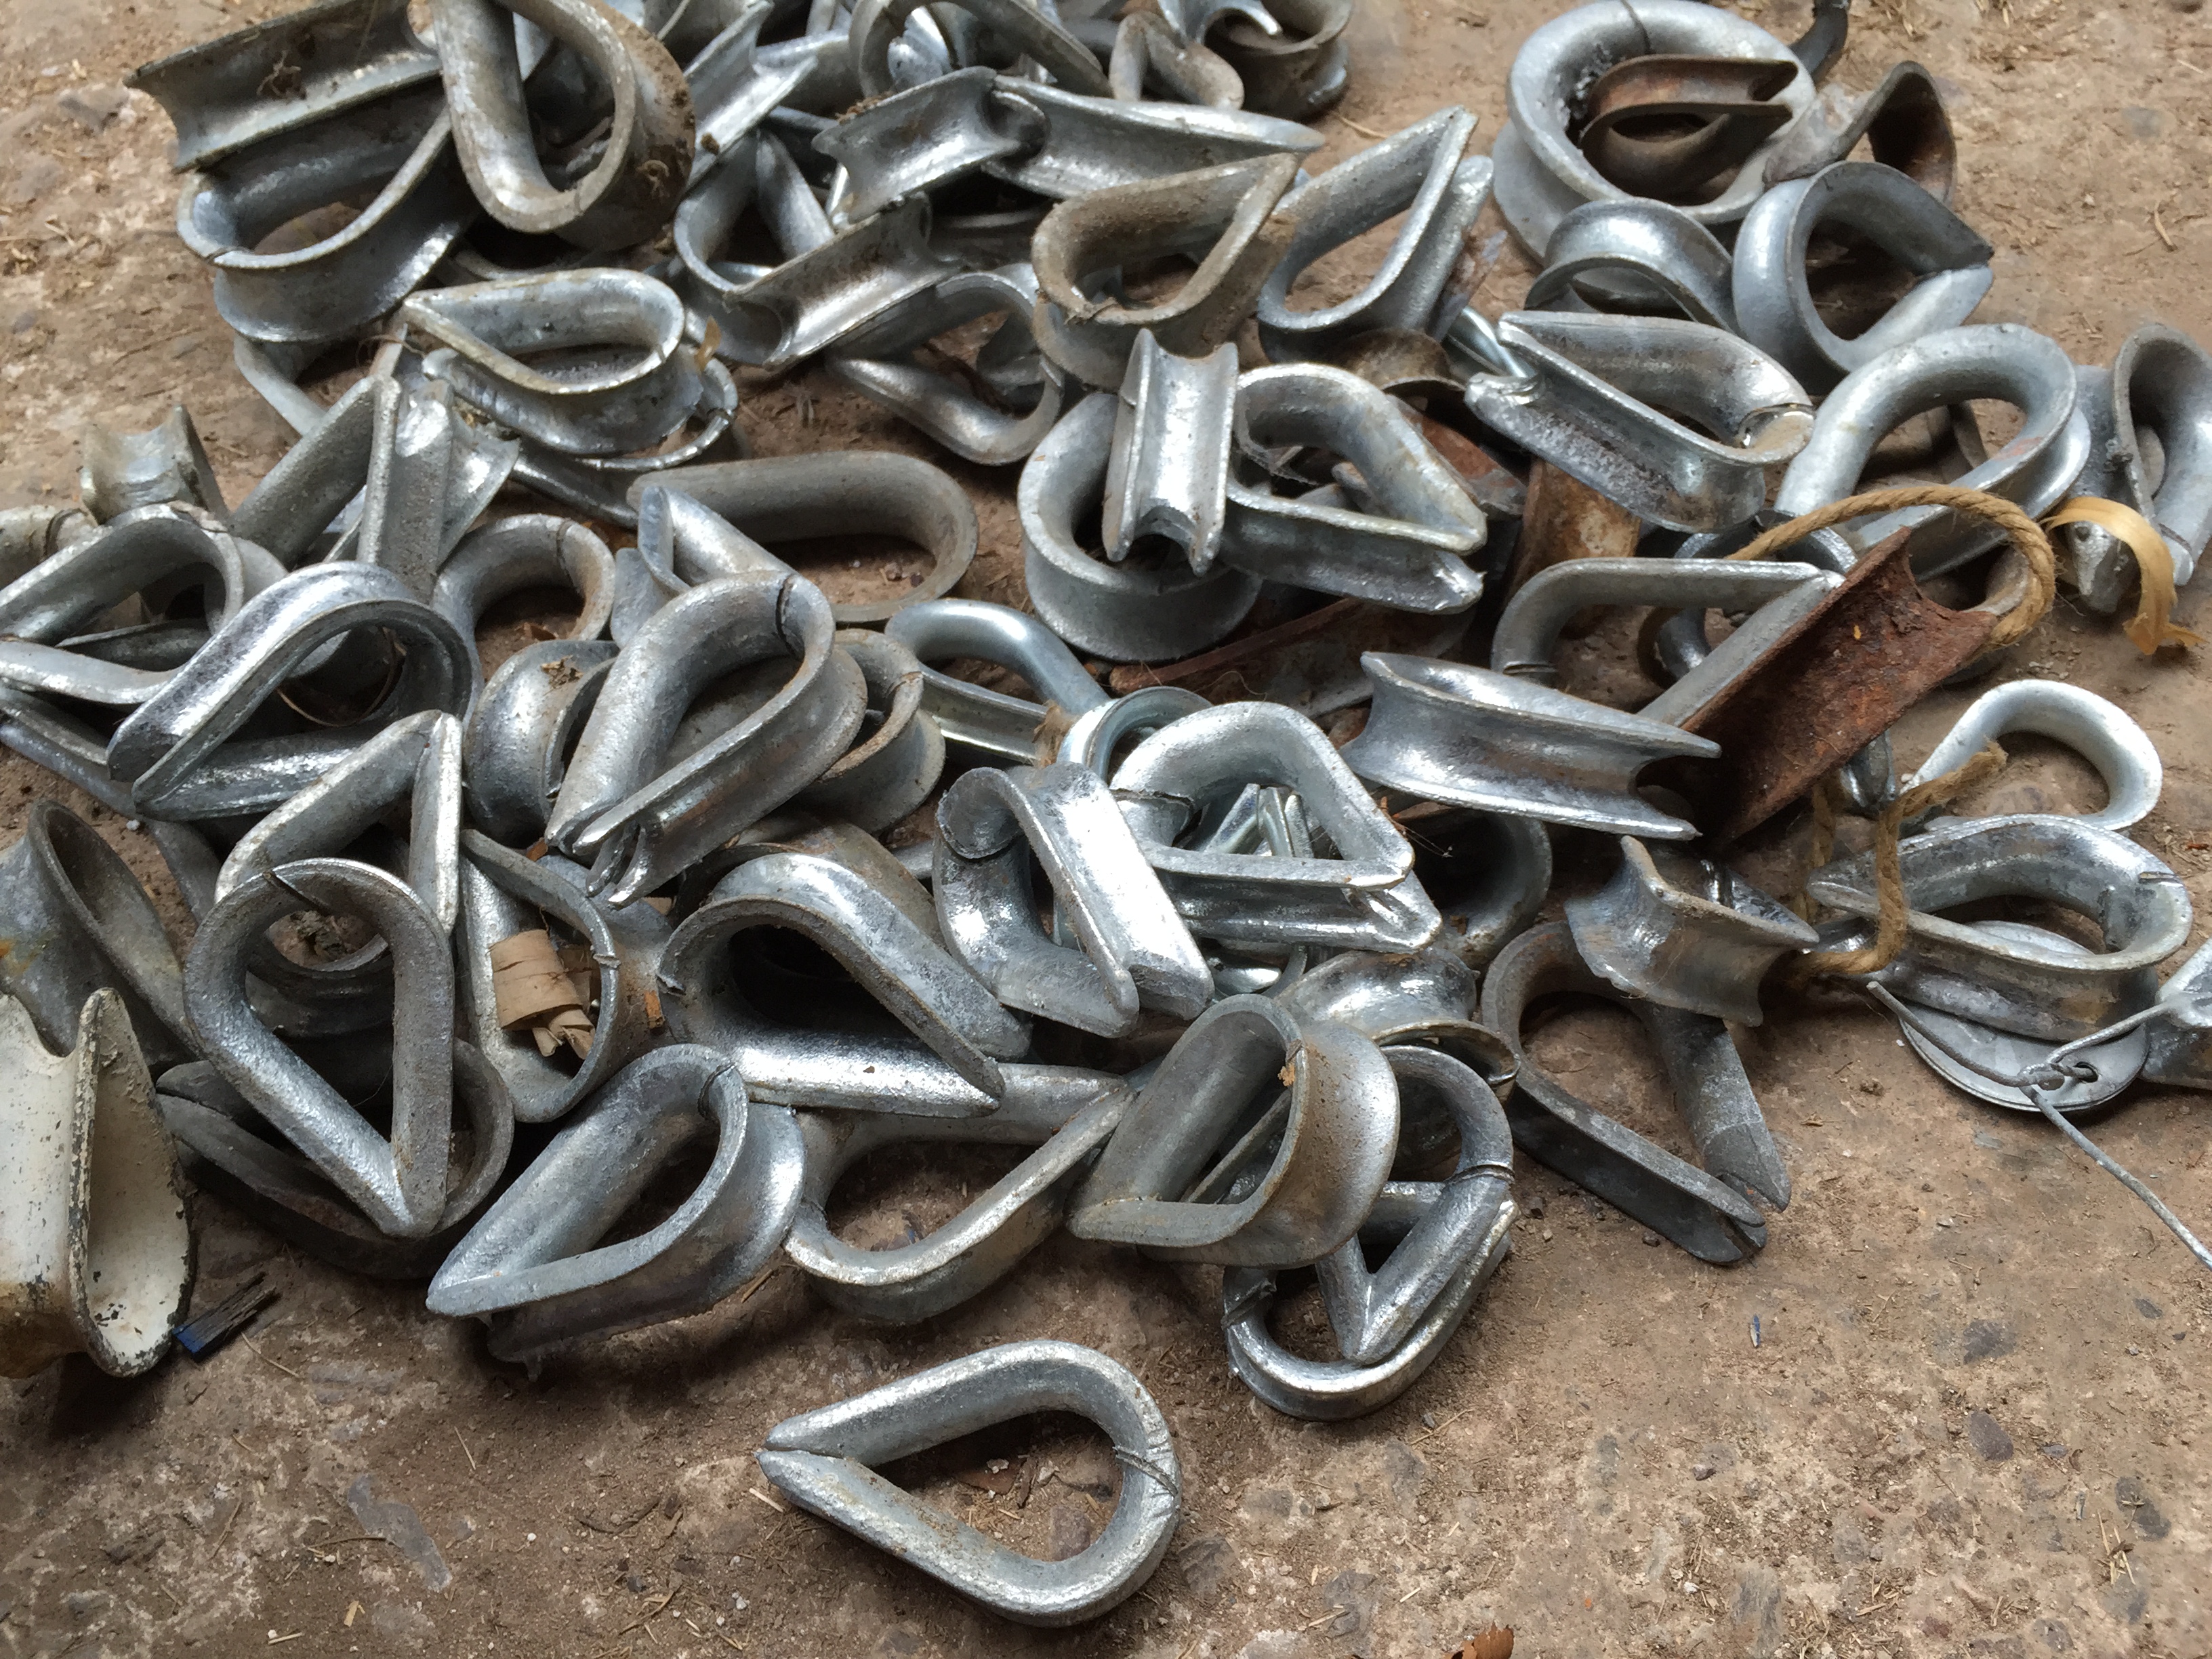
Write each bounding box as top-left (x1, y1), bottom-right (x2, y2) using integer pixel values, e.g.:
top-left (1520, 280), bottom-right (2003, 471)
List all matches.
top-left (3, 0), bottom-right (2210, 1655)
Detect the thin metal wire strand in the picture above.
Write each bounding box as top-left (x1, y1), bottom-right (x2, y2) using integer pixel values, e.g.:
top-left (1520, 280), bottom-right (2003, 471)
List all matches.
top-left (1866, 987), bottom-right (2212, 1274)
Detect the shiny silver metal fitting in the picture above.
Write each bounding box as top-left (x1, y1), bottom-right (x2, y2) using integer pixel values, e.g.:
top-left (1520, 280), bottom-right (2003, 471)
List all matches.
top-left (0, 800), bottom-right (194, 1071)
top-left (185, 859), bottom-right (455, 1238)
top-left (1271, 946), bottom-right (1479, 1044)
top-left (1761, 59), bottom-right (1957, 201)
top-left (661, 849), bottom-right (1029, 1105)
top-left (142, 816), bottom-right (393, 1046)
top-left (506, 357), bottom-right (745, 532)
top-left (1731, 161), bottom-right (1992, 394)
top-left (1884, 970), bottom-right (2150, 1117)
top-left (676, 134), bottom-right (960, 372)
top-left (1223, 1190), bottom-right (1509, 1421)
top-left (1903, 680), bottom-right (2160, 834)
top-left (2146, 937), bottom-right (2212, 1092)
top-left (177, 89), bottom-right (472, 346)
top-left (0, 504), bottom-right (283, 707)
top-left (1403, 809), bottom-right (1554, 973)
top-left (785, 1087), bottom-right (1125, 1322)
top-left (1105, 333), bottom-right (1237, 571)
top-left (128, 0), bottom-right (442, 171)
top-left (1481, 922), bottom-right (1786, 1263)
top-left (1308, 1047), bottom-right (1515, 1363)
top-left (1210, 0), bottom-right (1349, 120)
top-left (215, 710), bottom-right (464, 934)
top-left (1490, 555), bottom-right (1841, 726)
top-left (849, 0), bottom-right (1109, 97)
top-left (1031, 154), bottom-right (1300, 388)
top-left (106, 562), bottom-right (474, 820)
top-left (1109, 9), bottom-right (1244, 108)
top-left (685, 0), bottom-right (817, 157)
top-left (544, 573), bottom-right (865, 905)
top-left (1222, 365), bottom-right (1487, 611)
top-left (823, 266), bottom-right (1069, 467)
top-left (1112, 699), bottom-right (1443, 951)
top-left (0, 505), bottom-right (93, 588)
top-left (455, 832), bottom-right (665, 1125)
top-left (2057, 365), bottom-right (2137, 613)
top-left (1267, 956), bottom-right (1515, 1178)
top-left (1254, 108), bottom-right (1490, 361)
top-left (1069, 994), bottom-right (1399, 1265)
top-left (1492, 0), bottom-right (1814, 256)
top-left (935, 763), bottom-right (1211, 1037)
top-left (342, 379), bottom-right (521, 599)
top-left (0, 690), bottom-right (135, 817)
top-left (461, 638), bottom-right (617, 845)
top-left (2082, 323), bottom-right (2212, 592)
top-left (1341, 653), bottom-right (1719, 840)
top-left (981, 81), bottom-right (1322, 200)
top-left (885, 599), bottom-right (1109, 761)
top-left (1774, 323), bottom-right (2089, 577)
top-left (815, 68), bottom-right (1046, 223)
top-left (1025, 394), bottom-right (1260, 663)
top-left (1523, 199), bottom-right (1737, 330)
top-left (428, 1046), bottom-right (803, 1361)
top-left (0, 991), bottom-right (189, 1379)
top-left (80, 406), bottom-right (228, 525)
top-left (232, 373), bottom-right (517, 581)
top-left (1565, 838), bottom-right (1815, 1025)
top-left (758, 1340), bottom-right (1179, 1626)
top-left (794, 630), bottom-right (945, 834)
top-left (429, 0), bottom-right (692, 250)
top-left (1223, 1047), bottom-right (1514, 1419)
top-left (1807, 815), bottom-right (2193, 1042)
top-left (402, 270), bottom-right (707, 458)
top-left (432, 515), bottom-right (616, 689)
top-left (640, 451), bottom-right (977, 623)
top-left (1461, 310), bottom-right (1814, 532)
top-left (1058, 684), bottom-right (1211, 777)
top-left (158, 1042), bottom-right (513, 1279)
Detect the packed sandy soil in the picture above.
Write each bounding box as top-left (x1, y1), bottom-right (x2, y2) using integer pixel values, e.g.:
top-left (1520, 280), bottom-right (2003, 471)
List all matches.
top-left (1, 0), bottom-right (2208, 1655)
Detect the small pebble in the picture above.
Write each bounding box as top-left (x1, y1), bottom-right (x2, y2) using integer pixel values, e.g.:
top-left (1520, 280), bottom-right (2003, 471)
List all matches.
top-left (1691, 1462), bottom-right (1715, 1481)
top-left (1420, 1411), bottom-right (1438, 1430)
top-left (1965, 1410), bottom-right (2014, 1462)
top-left (1641, 1231), bottom-right (1660, 1246)
top-left (1540, 1227), bottom-right (1554, 1242)
top-left (1525, 1194), bottom-right (1546, 1218)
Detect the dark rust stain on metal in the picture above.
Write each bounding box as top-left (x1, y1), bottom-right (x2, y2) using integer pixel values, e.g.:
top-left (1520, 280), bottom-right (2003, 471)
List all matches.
top-left (1410, 409), bottom-right (1527, 519)
top-left (1321, 327), bottom-right (1464, 404)
top-left (1578, 54), bottom-right (1798, 199)
top-left (1510, 460), bottom-right (1640, 598)
top-left (1667, 529), bottom-right (1997, 844)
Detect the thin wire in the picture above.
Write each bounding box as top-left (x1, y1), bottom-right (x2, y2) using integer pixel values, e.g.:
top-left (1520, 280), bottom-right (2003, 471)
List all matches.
top-left (2024, 1090), bottom-right (2212, 1274)
top-left (1868, 986), bottom-right (2212, 1275)
top-left (1863, 985), bottom-right (2097, 1090)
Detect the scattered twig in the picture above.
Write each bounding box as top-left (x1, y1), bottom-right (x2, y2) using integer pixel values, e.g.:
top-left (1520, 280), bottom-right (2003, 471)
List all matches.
top-left (240, 1338), bottom-right (302, 1380)
top-left (211, 1490), bottom-right (249, 1555)
top-left (747, 1486), bottom-right (787, 1515)
top-left (1409, 1406), bottom-right (1477, 1446)
top-left (456, 1429), bottom-right (478, 1473)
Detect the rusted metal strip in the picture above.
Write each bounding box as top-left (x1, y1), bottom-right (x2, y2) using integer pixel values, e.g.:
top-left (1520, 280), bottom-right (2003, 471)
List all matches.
top-left (1667, 529), bottom-right (1999, 842)
top-left (1578, 56), bottom-right (1799, 200)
